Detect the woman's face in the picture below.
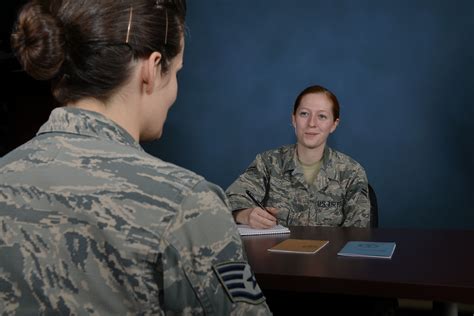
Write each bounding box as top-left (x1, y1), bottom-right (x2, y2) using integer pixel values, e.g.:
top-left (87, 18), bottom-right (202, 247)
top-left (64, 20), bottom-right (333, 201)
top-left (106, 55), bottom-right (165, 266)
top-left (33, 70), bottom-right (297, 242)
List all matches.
top-left (292, 92), bottom-right (339, 150)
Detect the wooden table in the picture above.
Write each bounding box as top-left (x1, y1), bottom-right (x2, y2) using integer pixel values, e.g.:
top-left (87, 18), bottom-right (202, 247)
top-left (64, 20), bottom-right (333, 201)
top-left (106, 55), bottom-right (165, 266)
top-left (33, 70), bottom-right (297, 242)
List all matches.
top-left (242, 226), bottom-right (474, 315)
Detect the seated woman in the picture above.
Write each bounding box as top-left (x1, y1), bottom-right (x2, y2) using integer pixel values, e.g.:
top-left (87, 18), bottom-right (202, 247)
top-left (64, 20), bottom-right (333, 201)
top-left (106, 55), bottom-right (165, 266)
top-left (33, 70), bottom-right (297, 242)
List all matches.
top-left (226, 84), bottom-right (395, 315)
top-left (226, 84), bottom-right (370, 229)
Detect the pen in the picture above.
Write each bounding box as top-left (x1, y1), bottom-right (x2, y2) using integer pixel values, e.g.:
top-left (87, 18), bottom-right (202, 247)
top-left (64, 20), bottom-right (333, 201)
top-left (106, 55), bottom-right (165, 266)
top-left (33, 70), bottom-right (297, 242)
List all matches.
top-left (245, 190), bottom-right (270, 213)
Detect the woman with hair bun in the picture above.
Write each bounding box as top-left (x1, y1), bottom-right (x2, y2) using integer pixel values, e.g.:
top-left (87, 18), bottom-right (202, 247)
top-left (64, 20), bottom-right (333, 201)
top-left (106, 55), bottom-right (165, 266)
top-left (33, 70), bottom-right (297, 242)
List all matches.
top-left (0, 0), bottom-right (272, 314)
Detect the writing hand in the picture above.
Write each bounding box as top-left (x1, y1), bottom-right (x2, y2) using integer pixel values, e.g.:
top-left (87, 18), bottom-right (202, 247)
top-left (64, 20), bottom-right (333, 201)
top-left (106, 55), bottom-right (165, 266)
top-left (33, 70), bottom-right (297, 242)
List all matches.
top-left (247, 206), bottom-right (278, 229)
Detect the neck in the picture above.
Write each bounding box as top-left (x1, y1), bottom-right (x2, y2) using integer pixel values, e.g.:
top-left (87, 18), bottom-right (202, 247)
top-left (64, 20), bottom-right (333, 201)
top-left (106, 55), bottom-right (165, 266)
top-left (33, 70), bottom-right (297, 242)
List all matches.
top-left (296, 143), bottom-right (325, 165)
top-left (69, 95), bottom-right (140, 142)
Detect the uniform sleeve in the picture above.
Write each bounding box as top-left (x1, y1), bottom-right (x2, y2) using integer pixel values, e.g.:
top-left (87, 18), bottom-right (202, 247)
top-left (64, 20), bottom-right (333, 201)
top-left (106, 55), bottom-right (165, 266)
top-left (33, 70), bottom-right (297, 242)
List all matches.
top-left (225, 154), bottom-right (269, 212)
top-left (161, 180), bottom-right (272, 315)
top-left (341, 165), bottom-right (371, 228)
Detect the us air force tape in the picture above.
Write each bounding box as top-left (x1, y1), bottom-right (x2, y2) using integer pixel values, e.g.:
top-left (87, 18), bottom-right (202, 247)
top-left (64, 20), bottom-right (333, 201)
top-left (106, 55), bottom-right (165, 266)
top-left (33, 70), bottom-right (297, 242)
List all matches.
top-left (213, 261), bottom-right (265, 304)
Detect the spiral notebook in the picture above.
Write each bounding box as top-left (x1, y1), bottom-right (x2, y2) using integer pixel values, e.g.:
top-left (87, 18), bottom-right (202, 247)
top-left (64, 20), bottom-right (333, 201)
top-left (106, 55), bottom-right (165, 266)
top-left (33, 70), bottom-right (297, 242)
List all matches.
top-left (237, 224), bottom-right (290, 236)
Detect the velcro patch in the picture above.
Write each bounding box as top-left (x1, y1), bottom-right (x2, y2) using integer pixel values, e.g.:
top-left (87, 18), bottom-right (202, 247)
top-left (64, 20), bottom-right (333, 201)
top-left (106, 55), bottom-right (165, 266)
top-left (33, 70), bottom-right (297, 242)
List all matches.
top-left (361, 188), bottom-right (368, 197)
top-left (213, 261), bottom-right (265, 305)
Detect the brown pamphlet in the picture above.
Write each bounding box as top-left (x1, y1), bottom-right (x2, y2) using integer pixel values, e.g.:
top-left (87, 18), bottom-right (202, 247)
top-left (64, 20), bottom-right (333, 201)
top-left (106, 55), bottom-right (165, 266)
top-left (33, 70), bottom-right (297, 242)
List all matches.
top-left (268, 239), bottom-right (329, 254)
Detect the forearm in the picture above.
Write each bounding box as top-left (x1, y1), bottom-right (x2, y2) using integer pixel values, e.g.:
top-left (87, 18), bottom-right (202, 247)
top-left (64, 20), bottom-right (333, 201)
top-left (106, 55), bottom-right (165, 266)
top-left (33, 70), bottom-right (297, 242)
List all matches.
top-left (226, 156), bottom-right (269, 212)
top-left (343, 205), bottom-right (370, 227)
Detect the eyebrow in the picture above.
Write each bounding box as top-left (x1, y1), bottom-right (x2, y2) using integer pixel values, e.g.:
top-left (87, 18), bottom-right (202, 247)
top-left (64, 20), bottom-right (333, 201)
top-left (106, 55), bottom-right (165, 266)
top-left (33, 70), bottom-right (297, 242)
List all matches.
top-left (298, 107), bottom-right (329, 112)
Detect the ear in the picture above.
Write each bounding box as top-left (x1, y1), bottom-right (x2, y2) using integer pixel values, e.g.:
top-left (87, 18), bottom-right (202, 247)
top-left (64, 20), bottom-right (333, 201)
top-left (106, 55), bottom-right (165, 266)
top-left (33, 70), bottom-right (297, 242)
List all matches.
top-left (291, 114), bottom-right (296, 128)
top-left (330, 118), bottom-right (340, 133)
top-left (141, 51), bottom-right (162, 94)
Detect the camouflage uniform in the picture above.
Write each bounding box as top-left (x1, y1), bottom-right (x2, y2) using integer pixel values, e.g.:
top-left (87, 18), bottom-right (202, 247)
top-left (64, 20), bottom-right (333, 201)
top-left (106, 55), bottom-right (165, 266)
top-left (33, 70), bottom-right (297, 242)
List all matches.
top-left (226, 144), bottom-right (370, 227)
top-left (0, 107), bottom-right (271, 315)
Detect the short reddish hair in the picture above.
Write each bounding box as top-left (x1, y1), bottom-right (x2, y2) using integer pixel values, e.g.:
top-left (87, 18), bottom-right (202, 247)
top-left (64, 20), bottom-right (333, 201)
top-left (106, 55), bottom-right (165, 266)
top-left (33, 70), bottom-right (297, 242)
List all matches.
top-left (292, 85), bottom-right (340, 120)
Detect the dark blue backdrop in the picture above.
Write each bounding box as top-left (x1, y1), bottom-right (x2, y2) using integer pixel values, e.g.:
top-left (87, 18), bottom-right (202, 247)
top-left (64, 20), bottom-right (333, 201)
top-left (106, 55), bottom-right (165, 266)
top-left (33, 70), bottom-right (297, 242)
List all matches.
top-left (144, 0), bottom-right (474, 229)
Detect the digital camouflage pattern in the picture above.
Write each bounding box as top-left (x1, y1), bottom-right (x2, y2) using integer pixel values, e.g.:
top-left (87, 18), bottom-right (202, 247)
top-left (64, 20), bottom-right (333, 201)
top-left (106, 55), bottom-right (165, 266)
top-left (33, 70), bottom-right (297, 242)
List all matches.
top-left (226, 144), bottom-right (370, 227)
top-left (0, 107), bottom-right (271, 315)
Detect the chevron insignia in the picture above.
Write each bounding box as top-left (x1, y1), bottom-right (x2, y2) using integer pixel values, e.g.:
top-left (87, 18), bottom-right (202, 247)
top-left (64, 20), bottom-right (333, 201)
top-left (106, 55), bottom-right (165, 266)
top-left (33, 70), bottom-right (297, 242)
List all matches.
top-left (213, 261), bottom-right (265, 304)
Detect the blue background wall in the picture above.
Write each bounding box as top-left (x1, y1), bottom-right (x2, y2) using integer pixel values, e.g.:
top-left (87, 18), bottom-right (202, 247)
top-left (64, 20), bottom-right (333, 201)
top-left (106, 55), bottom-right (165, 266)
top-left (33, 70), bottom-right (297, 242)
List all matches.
top-left (144, 0), bottom-right (474, 229)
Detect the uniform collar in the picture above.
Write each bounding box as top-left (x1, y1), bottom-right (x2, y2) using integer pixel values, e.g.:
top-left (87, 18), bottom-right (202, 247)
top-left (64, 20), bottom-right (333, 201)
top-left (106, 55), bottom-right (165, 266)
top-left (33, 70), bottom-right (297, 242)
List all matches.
top-left (37, 107), bottom-right (143, 151)
top-left (283, 144), bottom-right (339, 190)
top-left (314, 146), bottom-right (337, 190)
top-left (281, 144), bottom-right (298, 173)
top-left (320, 146), bottom-right (338, 180)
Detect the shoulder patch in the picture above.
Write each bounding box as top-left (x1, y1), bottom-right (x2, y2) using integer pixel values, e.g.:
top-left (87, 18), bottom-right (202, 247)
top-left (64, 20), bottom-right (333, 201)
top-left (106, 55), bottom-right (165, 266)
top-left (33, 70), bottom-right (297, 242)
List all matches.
top-left (213, 261), bottom-right (265, 305)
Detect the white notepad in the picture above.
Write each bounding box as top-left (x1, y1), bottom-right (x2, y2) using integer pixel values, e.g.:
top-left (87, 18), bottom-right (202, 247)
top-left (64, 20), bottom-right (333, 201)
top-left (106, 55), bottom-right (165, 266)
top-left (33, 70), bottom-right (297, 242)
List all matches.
top-left (237, 224), bottom-right (290, 236)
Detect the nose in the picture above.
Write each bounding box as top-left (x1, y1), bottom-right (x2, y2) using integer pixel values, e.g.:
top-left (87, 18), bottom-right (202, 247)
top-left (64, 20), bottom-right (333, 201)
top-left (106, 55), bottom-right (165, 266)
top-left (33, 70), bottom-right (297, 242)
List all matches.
top-left (309, 114), bottom-right (317, 127)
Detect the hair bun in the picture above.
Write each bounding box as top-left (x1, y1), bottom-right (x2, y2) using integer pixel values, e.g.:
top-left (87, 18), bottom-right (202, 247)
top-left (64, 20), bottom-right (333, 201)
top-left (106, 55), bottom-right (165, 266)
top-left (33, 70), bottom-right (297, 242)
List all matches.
top-left (11, 2), bottom-right (65, 80)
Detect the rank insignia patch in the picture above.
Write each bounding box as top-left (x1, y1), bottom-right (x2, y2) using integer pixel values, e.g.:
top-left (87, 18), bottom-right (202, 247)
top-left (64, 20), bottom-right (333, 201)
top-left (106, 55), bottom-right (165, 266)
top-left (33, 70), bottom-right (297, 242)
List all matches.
top-left (213, 261), bottom-right (265, 304)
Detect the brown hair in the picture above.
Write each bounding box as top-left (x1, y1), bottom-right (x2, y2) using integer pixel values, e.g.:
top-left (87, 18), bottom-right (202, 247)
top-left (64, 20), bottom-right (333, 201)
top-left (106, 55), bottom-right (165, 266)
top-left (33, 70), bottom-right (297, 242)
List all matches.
top-left (11, 0), bottom-right (186, 104)
top-left (292, 85), bottom-right (340, 120)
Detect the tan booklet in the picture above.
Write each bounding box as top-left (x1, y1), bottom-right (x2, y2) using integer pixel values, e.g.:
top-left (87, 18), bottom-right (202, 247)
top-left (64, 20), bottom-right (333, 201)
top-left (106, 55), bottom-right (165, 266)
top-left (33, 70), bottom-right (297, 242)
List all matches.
top-left (268, 239), bottom-right (329, 254)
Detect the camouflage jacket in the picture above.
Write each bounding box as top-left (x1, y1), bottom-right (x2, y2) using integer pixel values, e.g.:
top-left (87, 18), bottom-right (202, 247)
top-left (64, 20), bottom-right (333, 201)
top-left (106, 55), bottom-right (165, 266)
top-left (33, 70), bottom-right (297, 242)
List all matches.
top-left (226, 144), bottom-right (370, 227)
top-left (0, 107), bottom-right (271, 315)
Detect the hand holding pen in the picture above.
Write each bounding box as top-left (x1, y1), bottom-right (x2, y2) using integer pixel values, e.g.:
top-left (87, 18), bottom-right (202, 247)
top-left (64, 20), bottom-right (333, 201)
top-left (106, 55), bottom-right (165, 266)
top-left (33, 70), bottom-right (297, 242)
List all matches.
top-left (244, 190), bottom-right (278, 229)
